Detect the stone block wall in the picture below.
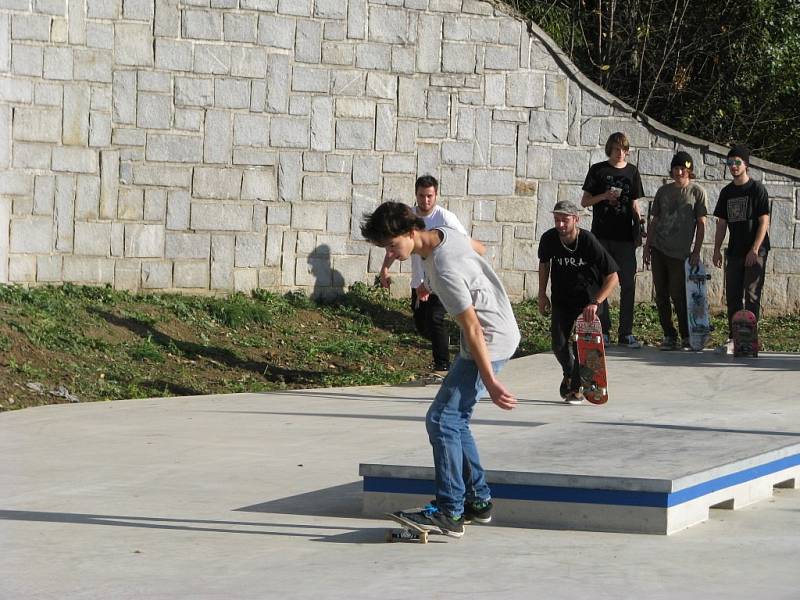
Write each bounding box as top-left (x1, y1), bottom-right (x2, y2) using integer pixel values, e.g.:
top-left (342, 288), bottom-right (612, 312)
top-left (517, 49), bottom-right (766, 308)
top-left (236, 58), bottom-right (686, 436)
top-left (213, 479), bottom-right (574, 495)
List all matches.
top-left (1, 0), bottom-right (799, 310)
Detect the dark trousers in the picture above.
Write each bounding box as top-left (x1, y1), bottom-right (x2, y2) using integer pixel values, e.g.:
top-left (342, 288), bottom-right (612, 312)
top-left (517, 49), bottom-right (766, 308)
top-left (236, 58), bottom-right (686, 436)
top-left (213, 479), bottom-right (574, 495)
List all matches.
top-left (551, 305), bottom-right (605, 391)
top-left (651, 247), bottom-right (688, 340)
top-left (725, 251), bottom-right (768, 336)
top-left (411, 288), bottom-right (450, 369)
top-left (598, 239), bottom-right (637, 340)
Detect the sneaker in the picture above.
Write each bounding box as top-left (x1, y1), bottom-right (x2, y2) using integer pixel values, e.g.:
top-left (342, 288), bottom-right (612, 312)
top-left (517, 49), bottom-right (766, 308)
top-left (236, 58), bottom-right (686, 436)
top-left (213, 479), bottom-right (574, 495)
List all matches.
top-left (618, 334), bottom-right (642, 349)
top-left (558, 376), bottom-right (570, 399)
top-left (391, 506), bottom-right (440, 532)
top-left (680, 338), bottom-right (691, 350)
top-left (427, 510), bottom-right (465, 538)
top-left (660, 336), bottom-right (677, 351)
top-left (433, 363), bottom-right (450, 373)
top-left (714, 339), bottom-right (733, 355)
top-left (565, 390), bottom-right (584, 405)
top-left (463, 500), bottom-right (493, 524)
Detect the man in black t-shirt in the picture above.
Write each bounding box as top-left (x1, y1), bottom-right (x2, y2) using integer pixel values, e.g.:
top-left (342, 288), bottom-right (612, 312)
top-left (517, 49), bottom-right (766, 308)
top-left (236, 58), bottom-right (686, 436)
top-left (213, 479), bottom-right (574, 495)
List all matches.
top-left (538, 201), bottom-right (619, 404)
top-left (712, 144), bottom-right (770, 352)
top-left (581, 132), bottom-right (645, 349)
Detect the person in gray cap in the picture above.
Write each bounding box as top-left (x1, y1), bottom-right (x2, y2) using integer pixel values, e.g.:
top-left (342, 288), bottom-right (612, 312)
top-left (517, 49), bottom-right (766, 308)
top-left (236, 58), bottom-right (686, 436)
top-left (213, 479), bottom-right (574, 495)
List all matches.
top-left (712, 144), bottom-right (770, 353)
top-left (538, 200), bottom-right (619, 404)
top-left (643, 151), bottom-right (708, 350)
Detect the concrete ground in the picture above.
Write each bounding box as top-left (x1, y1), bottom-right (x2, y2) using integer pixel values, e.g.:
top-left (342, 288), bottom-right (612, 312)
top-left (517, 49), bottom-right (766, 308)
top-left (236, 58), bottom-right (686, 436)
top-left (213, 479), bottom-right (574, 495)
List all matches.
top-left (2, 348), bottom-right (799, 599)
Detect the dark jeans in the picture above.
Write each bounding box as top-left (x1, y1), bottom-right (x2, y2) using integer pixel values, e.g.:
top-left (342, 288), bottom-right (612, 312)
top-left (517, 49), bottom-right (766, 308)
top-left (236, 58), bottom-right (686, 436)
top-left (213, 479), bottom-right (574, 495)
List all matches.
top-left (598, 239), bottom-right (637, 340)
top-left (551, 305), bottom-right (605, 391)
top-left (725, 250), bottom-right (768, 336)
top-left (411, 288), bottom-right (450, 369)
top-left (651, 247), bottom-right (688, 340)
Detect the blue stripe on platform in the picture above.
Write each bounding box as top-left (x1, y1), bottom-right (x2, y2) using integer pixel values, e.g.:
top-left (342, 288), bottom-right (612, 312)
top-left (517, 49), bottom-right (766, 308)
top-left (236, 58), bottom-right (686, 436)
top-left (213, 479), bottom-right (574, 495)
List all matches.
top-left (363, 453), bottom-right (800, 508)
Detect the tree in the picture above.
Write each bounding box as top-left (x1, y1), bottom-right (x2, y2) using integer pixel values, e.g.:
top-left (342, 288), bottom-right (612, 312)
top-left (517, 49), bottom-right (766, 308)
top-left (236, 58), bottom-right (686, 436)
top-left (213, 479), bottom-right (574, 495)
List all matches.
top-left (510, 0), bottom-right (800, 167)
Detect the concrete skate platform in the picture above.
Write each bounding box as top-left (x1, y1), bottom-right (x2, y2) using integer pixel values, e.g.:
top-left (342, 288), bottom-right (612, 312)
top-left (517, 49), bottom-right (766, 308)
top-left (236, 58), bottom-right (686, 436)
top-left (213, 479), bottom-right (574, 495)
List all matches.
top-left (3, 349), bottom-right (800, 599)
top-left (361, 349), bottom-right (800, 534)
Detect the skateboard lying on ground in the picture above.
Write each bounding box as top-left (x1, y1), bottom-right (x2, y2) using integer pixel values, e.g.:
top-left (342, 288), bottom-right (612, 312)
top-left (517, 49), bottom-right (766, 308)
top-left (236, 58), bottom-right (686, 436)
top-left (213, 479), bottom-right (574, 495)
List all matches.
top-left (574, 315), bottom-right (608, 404)
top-left (685, 259), bottom-right (713, 351)
top-left (732, 309), bottom-right (759, 357)
top-left (384, 511), bottom-right (434, 543)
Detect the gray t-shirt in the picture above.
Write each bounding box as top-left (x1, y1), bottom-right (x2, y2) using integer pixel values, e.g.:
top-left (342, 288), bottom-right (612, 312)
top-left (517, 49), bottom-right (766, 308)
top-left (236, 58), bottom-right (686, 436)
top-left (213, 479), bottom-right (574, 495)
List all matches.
top-left (422, 227), bottom-right (521, 361)
top-left (651, 181), bottom-right (708, 259)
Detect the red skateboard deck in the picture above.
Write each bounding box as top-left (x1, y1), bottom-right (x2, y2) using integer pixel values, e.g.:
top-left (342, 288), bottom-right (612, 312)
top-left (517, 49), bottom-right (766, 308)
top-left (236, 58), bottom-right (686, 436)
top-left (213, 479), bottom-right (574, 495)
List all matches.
top-left (731, 309), bottom-right (759, 357)
top-left (575, 315), bottom-right (608, 404)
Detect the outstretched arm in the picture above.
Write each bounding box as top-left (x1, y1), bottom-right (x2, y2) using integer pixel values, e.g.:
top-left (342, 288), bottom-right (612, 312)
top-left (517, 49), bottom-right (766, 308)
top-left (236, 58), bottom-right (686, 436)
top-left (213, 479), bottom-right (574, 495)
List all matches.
top-left (454, 307), bottom-right (516, 411)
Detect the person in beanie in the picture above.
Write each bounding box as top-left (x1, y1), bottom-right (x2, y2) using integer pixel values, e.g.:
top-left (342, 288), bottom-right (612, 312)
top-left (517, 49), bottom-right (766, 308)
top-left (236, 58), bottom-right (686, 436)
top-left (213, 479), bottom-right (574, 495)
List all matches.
top-left (361, 201), bottom-right (520, 537)
top-left (581, 132), bottom-right (645, 349)
top-left (643, 151), bottom-right (709, 350)
top-left (538, 200), bottom-right (619, 404)
top-left (712, 144), bottom-right (771, 353)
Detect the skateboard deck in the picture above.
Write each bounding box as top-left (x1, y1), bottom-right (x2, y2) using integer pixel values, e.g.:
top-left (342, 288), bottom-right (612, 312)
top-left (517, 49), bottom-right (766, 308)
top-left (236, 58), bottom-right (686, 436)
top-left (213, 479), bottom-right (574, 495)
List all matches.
top-left (685, 259), bottom-right (712, 351)
top-left (384, 512), bottom-right (431, 543)
top-left (574, 315), bottom-right (608, 404)
top-left (731, 309), bottom-right (759, 357)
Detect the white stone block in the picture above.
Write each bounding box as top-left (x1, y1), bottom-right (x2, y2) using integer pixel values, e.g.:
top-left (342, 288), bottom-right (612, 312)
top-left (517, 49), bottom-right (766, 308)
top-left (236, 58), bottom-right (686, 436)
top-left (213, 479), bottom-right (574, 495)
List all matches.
top-left (114, 22), bottom-right (153, 66)
top-left (174, 260), bottom-right (210, 288)
top-left (242, 168), bottom-right (277, 201)
top-left (10, 216), bottom-right (53, 253)
top-left (193, 167), bottom-right (243, 200)
top-left (74, 221), bottom-right (111, 256)
top-left (191, 202), bottom-right (253, 231)
top-left (235, 233), bottom-right (266, 267)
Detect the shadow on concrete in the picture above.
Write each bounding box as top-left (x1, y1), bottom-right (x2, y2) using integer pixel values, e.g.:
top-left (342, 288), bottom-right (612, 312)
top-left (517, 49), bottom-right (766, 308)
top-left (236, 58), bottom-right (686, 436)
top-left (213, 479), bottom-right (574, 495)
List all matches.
top-left (604, 347), bottom-right (799, 371)
top-left (0, 509), bottom-right (352, 538)
top-left (0, 508), bottom-right (414, 545)
top-left (251, 389), bottom-right (565, 407)
top-left (207, 410), bottom-right (549, 428)
top-left (587, 421), bottom-right (800, 437)
top-left (253, 389), bottom-right (433, 403)
top-left (237, 481), bottom-right (364, 519)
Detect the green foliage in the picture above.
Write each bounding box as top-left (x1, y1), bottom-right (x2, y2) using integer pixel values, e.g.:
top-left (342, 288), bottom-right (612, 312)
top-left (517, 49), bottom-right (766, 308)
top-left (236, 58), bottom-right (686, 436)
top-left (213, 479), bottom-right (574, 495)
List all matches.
top-left (519, 0), bottom-right (800, 166)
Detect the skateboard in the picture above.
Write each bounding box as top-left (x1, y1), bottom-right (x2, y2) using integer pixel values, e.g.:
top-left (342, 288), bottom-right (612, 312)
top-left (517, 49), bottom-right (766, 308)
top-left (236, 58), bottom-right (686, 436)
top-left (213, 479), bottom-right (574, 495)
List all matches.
top-left (685, 259), bottom-right (712, 351)
top-left (574, 315), bottom-right (608, 405)
top-left (384, 511), bottom-right (432, 543)
top-left (731, 309), bottom-right (759, 357)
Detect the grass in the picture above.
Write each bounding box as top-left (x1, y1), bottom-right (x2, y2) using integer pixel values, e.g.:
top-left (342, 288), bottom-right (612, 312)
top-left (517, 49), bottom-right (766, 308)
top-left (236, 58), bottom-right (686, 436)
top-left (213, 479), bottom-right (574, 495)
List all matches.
top-left (0, 282), bottom-right (797, 412)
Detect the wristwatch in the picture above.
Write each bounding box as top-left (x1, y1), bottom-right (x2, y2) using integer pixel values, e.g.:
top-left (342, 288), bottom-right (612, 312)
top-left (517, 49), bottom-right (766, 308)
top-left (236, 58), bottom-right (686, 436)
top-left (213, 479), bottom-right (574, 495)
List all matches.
top-left (589, 298), bottom-right (599, 306)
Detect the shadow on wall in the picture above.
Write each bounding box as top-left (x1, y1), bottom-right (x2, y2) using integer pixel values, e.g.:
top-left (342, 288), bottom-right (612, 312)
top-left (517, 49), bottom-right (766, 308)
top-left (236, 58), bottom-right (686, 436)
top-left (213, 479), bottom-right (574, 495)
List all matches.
top-left (307, 244), bottom-right (345, 303)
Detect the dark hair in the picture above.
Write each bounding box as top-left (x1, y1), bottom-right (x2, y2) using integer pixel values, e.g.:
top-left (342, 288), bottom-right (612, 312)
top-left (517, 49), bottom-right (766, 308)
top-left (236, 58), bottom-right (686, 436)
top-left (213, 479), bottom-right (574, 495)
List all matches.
top-left (414, 174), bottom-right (438, 193)
top-left (360, 202), bottom-right (425, 245)
top-left (605, 132), bottom-right (630, 156)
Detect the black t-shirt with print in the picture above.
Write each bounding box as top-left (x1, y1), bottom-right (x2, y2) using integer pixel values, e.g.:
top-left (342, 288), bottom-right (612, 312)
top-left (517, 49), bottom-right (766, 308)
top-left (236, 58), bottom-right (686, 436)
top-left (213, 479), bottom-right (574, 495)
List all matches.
top-left (582, 161), bottom-right (645, 241)
top-left (538, 228), bottom-right (620, 311)
top-left (713, 179), bottom-right (770, 257)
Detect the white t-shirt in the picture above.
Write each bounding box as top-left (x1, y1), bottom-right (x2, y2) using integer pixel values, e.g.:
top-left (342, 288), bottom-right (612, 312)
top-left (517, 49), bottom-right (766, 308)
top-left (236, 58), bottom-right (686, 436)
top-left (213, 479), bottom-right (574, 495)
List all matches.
top-left (411, 204), bottom-right (467, 289)
top-left (423, 227), bottom-right (521, 361)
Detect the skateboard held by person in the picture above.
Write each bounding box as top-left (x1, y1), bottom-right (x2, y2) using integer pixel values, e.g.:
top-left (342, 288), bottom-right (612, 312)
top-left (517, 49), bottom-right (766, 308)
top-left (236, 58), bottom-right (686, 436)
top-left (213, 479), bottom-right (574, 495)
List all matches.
top-left (685, 259), bottom-right (713, 351)
top-left (731, 309), bottom-right (759, 357)
top-left (575, 315), bottom-right (609, 404)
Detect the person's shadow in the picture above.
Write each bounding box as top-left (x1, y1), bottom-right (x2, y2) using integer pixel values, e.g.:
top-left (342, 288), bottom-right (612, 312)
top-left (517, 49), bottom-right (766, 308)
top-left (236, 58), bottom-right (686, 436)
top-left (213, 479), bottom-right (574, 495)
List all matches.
top-left (308, 244), bottom-right (345, 303)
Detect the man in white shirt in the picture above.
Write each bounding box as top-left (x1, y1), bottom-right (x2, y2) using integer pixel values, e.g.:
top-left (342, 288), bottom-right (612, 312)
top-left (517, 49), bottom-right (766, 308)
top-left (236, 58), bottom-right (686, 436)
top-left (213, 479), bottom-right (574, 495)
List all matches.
top-left (379, 175), bottom-right (468, 374)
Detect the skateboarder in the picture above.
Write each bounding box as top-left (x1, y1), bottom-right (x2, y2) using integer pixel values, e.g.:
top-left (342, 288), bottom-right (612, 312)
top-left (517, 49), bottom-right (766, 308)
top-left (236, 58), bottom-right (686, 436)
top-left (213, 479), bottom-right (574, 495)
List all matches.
top-left (712, 145), bottom-right (771, 354)
top-left (643, 151), bottom-right (708, 350)
top-left (379, 175), bottom-right (472, 376)
top-left (581, 132), bottom-right (645, 349)
top-left (361, 202), bottom-right (520, 538)
top-left (538, 201), bottom-right (619, 404)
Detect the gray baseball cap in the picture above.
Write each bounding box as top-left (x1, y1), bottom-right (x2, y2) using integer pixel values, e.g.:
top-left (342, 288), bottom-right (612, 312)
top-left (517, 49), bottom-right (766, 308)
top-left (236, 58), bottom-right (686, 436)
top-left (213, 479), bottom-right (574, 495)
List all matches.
top-left (551, 200), bottom-right (582, 215)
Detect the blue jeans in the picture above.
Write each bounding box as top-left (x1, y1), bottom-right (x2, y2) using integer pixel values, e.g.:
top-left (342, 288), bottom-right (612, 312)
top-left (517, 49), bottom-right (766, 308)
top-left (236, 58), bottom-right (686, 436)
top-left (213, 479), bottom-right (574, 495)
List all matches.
top-left (425, 355), bottom-right (508, 517)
